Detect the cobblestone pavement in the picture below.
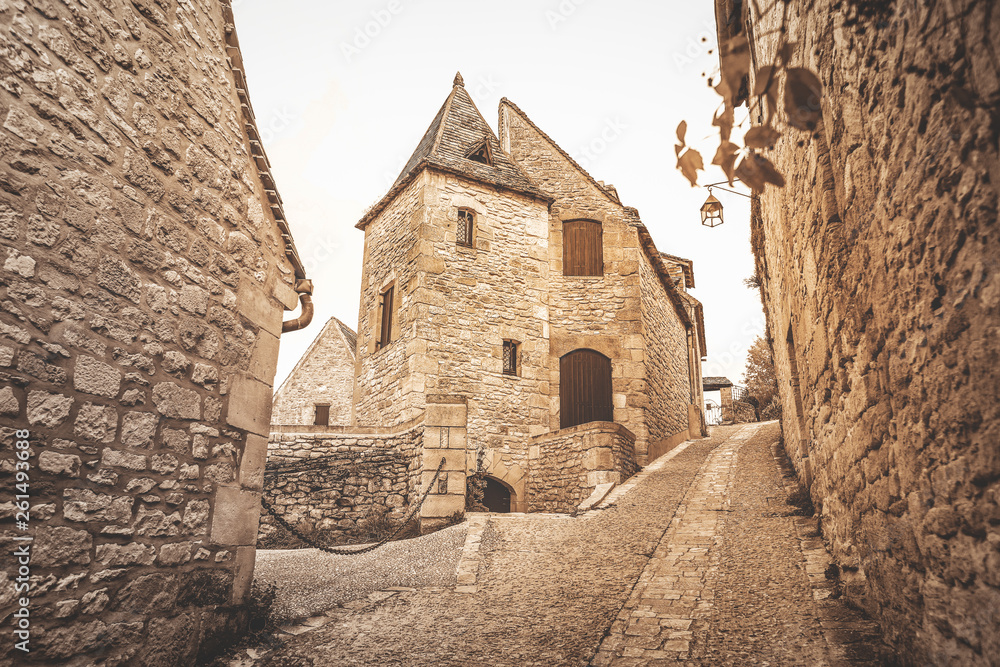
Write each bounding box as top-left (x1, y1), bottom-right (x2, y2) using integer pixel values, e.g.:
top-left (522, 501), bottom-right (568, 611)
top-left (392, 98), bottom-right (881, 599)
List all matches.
top-left (244, 423), bottom-right (890, 666)
top-left (253, 523), bottom-right (467, 622)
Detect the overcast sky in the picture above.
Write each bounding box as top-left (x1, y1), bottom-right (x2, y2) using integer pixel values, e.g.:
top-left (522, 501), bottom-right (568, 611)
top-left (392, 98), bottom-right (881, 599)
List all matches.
top-left (231, 0), bottom-right (765, 393)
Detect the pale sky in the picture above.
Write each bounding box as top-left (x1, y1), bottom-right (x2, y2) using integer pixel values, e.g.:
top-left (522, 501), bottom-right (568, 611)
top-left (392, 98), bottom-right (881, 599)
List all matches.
top-left (231, 0), bottom-right (765, 392)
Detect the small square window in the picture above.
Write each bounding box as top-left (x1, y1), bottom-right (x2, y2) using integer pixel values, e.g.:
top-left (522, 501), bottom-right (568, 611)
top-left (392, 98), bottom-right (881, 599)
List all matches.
top-left (502, 340), bottom-right (518, 376)
top-left (457, 209), bottom-right (474, 248)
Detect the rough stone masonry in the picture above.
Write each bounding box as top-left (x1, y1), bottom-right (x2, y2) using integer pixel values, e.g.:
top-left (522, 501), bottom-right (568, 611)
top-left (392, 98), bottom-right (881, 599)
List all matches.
top-left (719, 0), bottom-right (1000, 663)
top-left (0, 0), bottom-right (307, 664)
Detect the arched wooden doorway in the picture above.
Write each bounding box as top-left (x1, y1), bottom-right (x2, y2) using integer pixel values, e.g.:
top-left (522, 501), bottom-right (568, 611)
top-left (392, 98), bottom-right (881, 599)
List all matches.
top-left (482, 477), bottom-right (511, 513)
top-left (560, 349), bottom-right (613, 429)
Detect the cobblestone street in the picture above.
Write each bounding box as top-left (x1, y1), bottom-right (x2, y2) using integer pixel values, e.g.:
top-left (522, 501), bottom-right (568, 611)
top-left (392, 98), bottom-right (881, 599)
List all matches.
top-left (246, 423), bottom-right (888, 666)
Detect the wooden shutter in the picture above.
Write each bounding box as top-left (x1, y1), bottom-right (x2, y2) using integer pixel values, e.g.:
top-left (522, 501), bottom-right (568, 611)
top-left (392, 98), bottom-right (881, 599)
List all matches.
top-left (560, 349), bottom-right (613, 429)
top-left (458, 210), bottom-right (473, 247)
top-left (563, 220), bottom-right (603, 276)
top-left (314, 405), bottom-right (330, 426)
top-left (378, 285), bottom-right (394, 348)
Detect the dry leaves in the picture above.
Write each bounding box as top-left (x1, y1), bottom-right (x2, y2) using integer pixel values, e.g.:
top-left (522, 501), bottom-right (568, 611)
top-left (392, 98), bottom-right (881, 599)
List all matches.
top-left (678, 148), bottom-right (705, 187)
top-left (735, 152), bottom-right (786, 191)
top-left (677, 29), bottom-right (824, 194)
top-left (744, 125), bottom-right (781, 149)
top-left (712, 141), bottom-right (740, 185)
top-left (675, 120), bottom-right (705, 186)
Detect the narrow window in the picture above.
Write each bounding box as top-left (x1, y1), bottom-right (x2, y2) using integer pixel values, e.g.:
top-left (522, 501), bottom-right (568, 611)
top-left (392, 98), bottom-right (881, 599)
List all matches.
top-left (377, 284), bottom-right (394, 349)
top-left (457, 209), bottom-right (474, 248)
top-left (502, 340), bottom-right (518, 376)
top-left (563, 220), bottom-right (603, 276)
top-left (314, 404), bottom-right (330, 426)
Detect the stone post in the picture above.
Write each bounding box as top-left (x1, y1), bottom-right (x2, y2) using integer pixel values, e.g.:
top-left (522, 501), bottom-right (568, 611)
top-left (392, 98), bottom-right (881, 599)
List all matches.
top-left (419, 395), bottom-right (468, 532)
top-left (720, 385), bottom-right (734, 423)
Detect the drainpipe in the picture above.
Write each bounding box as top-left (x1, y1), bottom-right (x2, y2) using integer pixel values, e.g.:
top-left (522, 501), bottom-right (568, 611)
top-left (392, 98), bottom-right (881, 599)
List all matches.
top-left (282, 279), bottom-right (314, 333)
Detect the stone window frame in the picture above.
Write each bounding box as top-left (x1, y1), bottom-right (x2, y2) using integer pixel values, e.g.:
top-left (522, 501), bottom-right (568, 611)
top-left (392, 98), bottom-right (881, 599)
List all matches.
top-left (502, 339), bottom-right (520, 377)
top-left (457, 208), bottom-right (475, 249)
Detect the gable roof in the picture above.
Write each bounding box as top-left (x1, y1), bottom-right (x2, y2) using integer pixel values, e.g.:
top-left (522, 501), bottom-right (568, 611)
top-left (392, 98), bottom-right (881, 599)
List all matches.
top-left (357, 73), bottom-right (551, 229)
top-left (498, 97), bottom-right (623, 206)
top-left (660, 252), bottom-right (696, 289)
top-left (272, 316), bottom-right (356, 400)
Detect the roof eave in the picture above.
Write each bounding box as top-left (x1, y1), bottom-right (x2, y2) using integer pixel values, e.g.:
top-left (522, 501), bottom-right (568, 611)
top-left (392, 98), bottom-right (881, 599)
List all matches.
top-left (355, 162), bottom-right (554, 231)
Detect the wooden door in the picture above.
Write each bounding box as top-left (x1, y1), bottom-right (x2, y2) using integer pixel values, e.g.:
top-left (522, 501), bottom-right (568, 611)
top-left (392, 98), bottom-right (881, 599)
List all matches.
top-left (560, 349), bottom-right (613, 429)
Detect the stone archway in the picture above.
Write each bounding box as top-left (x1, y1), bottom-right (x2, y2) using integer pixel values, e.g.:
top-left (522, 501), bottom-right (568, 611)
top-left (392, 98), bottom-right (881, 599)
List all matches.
top-left (478, 450), bottom-right (526, 512)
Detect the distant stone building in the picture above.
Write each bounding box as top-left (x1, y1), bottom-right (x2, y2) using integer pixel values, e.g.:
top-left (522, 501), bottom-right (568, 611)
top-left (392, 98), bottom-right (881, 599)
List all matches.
top-left (717, 0), bottom-right (1000, 662)
top-left (0, 1), bottom-right (310, 663)
top-left (271, 317), bottom-right (356, 426)
top-left (267, 74), bottom-right (707, 532)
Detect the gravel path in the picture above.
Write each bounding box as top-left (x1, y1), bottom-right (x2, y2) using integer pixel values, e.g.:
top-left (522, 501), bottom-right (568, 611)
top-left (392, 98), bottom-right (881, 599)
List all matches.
top-left (254, 523), bottom-right (468, 622)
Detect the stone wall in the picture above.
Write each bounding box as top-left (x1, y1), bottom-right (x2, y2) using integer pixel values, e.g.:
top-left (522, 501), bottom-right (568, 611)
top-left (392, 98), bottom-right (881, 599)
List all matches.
top-left (0, 1), bottom-right (300, 663)
top-left (737, 0), bottom-right (1000, 662)
top-left (271, 317), bottom-right (356, 426)
top-left (260, 422), bottom-right (422, 543)
top-left (353, 174), bottom-right (422, 426)
top-left (637, 229), bottom-right (691, 449)
top-left (527, 422), bottom-right (638, 513)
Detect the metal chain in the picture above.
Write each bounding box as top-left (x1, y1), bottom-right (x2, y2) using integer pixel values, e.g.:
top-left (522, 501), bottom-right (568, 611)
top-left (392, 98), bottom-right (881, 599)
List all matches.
top-left (259, 456), bottom-right (447, 556)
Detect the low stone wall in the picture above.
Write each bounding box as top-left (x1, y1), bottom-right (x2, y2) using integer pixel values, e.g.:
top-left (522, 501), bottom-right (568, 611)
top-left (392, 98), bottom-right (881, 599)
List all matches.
top-left (260, 421), bottom-right (423, 544)
top-left (527, 422), bottom-right (638, 513)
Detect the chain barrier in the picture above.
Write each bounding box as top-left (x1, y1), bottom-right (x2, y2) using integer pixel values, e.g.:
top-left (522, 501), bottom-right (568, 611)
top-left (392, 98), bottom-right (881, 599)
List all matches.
top-left (258, 456), bottom-right (446, 556)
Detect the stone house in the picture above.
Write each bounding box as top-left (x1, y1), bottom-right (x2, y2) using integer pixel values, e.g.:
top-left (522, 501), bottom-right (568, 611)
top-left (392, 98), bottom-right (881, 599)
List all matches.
top-left (268, 74), bottom-right (706, 529)
top-left (271, 317), bottom-right (356, 426)
top-left (716, 0), bottom-right (1000, 662)
top-left (0, 1), bottom-right (311, 663)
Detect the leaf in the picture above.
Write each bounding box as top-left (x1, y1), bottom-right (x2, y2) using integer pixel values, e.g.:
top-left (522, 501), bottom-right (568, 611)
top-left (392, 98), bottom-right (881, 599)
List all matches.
top-left (744, 125), bottom-right (782, 149)
top-left (752, 65), bottom-right (777, 97)
top-left (676, 120), bottom-right (687, 145)
top-left (778, 41), bottom-right (796, 65)
top-left (675, 143), bottom-right (684, 157)
top-left (734, 152), bottom-right (785, 192)
top-left (784, 67), bottom-right (823, 131)
top-left (712, 104), bottom-right (735, 142)
top-left (720, 35), bottom-right (751, 105)
top-left (677, 148), bottom-right (704, 187)
top-left (712, 141), bottom-right (740, 185)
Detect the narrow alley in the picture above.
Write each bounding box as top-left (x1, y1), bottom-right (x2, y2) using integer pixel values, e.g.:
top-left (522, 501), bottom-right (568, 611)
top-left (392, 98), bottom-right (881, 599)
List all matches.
top-left (241, 424), bottom-right (889, 666)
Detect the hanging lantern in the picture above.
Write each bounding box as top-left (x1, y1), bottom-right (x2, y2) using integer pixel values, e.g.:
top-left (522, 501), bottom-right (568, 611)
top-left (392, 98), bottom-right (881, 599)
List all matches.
top-left (700, 190), bottom-right (724, 227)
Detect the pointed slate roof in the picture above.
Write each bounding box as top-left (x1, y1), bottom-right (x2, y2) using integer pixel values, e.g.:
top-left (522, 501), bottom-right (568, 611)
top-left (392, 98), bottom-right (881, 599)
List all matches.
top-left (357, 73), bottom-right (551, 229)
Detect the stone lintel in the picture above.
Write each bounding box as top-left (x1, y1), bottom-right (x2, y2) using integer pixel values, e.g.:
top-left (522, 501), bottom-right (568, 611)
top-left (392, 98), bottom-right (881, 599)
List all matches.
top-left (425, 402), bottom-right (467, 427)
